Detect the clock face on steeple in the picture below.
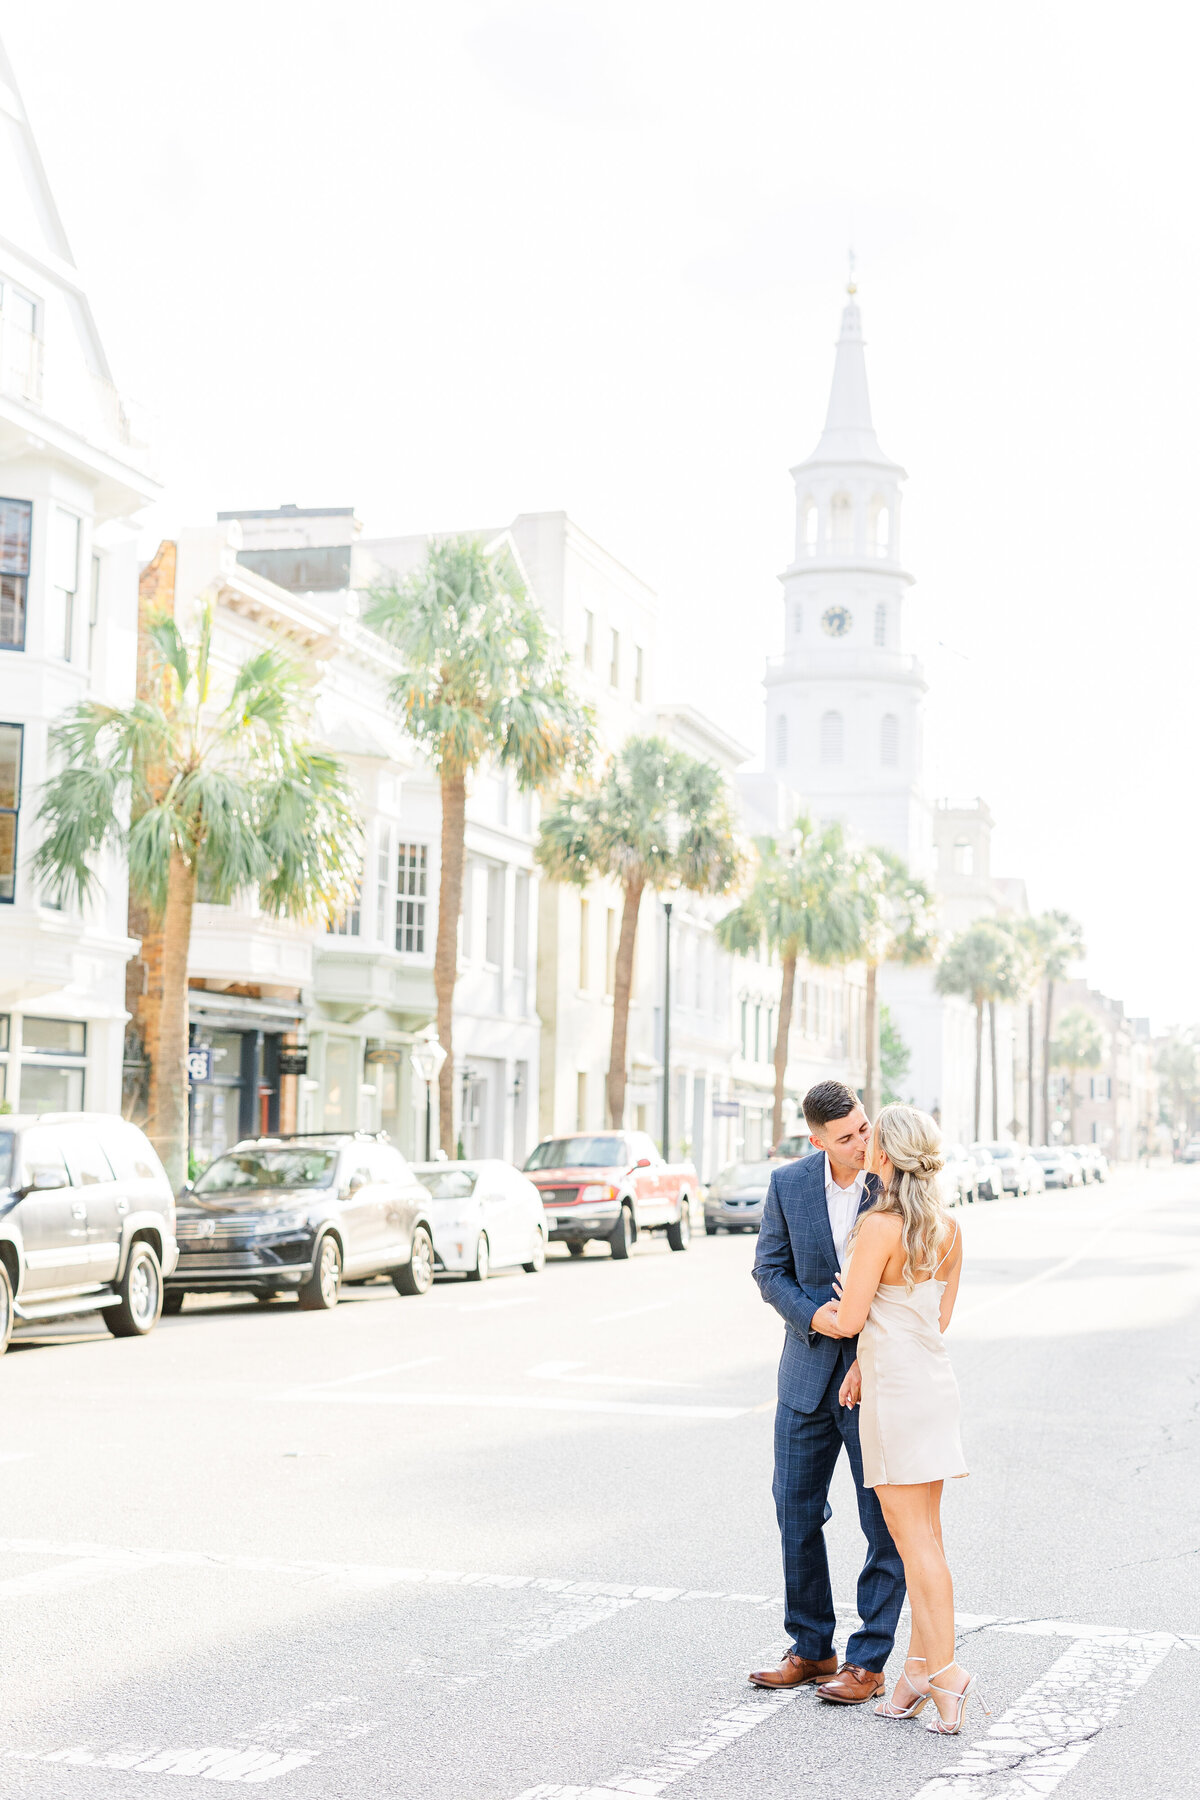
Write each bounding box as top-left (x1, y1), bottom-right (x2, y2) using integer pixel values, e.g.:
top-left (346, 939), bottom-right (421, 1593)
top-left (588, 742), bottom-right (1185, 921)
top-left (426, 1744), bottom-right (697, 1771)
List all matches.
top-left (821, 605), bottom-right (853, 639)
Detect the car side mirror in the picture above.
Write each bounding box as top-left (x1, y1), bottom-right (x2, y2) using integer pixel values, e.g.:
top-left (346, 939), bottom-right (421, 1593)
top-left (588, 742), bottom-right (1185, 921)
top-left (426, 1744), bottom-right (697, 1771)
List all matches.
top-left (634, 1158), bottom-right (651, 1169)
top-left (342, 1172), bottom-right (368, 1197)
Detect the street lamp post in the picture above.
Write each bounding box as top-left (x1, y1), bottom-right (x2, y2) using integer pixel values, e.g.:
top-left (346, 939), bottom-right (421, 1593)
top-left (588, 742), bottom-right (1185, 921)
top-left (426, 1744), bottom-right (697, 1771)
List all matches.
top-left (409, 1028), bottom-right (446, 1161)
top-left (661, 899), bottom-right (673, 1159)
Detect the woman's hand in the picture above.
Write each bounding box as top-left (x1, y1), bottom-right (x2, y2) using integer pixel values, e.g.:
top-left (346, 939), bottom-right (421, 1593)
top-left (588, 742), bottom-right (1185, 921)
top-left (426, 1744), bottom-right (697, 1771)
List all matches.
top-left (838, 1360), bottom-right (862, 1409)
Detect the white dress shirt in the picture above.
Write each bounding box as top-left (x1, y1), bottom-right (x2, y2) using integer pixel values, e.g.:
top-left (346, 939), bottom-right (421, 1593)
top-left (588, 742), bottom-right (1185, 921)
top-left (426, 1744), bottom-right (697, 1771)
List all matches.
top-left (824, 1152), bottom-right (866, 1269)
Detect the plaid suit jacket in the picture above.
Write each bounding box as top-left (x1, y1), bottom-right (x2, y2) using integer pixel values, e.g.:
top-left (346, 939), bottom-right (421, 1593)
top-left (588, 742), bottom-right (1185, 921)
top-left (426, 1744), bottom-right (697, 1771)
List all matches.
top-left (752, 1151), bottom-right (880, 1415)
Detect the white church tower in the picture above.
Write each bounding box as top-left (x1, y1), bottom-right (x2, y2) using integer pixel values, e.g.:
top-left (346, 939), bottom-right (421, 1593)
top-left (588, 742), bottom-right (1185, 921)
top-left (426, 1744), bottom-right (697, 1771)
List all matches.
top-left (766, 281), bottom-right (931, 874)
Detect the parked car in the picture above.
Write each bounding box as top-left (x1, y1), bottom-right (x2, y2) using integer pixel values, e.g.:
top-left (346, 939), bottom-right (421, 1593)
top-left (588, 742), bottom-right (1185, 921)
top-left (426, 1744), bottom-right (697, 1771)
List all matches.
top-left (770, 1135), bottom-right (818, 1160)
top-left (1181, 1140), bottom-right (1200, 1164)
top-left (411, 1160), bottom-right (546, 1279)
top-left (704, 1160), bottom-right (774, 1233)
top-left (524, 1131), bottom-right (697, 1258)
top-left (941, 1143), bottom-right (981, 1206)
top-left (971, 1141), bottom-right (1038, 1198)
top-left (1069, 1145), bottom-right (1109, 1183)
top-left (967, 1145), bottom-right (1003, 1201)
top-left (0, 1112), bottom-right (177, 1353)
top-left (166, 1133), bottom-right (435, 1312)
top-left (1032, 1146), bottom-right (1084, 1189)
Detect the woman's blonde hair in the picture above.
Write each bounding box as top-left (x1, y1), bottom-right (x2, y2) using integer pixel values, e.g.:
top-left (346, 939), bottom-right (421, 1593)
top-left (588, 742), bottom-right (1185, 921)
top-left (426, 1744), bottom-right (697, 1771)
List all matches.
top-left (854, 1103), bottom-right (951, 1289)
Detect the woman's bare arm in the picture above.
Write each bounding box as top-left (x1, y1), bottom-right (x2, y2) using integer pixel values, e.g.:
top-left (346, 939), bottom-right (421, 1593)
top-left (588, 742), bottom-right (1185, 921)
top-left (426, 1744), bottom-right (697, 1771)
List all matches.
top-left (831, 1216), bottom-right (899, 1336)
top-left (938, 1237), bottom-right (963, 1331)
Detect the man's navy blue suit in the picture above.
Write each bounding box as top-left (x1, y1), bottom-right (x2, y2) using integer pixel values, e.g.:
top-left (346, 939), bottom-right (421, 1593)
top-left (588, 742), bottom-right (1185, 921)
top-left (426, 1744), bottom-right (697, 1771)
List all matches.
top-left (752, 1150), bottom-right (905, 1671)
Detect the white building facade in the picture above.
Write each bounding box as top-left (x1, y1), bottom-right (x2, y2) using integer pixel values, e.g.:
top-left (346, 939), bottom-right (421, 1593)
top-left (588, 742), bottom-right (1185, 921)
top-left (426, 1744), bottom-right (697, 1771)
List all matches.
top-left (0, 41), bottom-right (156, 1118)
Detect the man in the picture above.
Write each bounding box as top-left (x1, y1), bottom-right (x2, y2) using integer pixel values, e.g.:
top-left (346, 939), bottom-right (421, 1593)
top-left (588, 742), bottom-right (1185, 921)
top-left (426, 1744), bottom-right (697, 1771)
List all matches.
top-left (748, 1080), bottom-right (906, 1705)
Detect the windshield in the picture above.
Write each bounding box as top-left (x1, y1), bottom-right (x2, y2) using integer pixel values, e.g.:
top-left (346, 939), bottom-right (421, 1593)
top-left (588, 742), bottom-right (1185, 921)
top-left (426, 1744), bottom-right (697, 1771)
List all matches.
top-left (417, 1169), bottom-right (478, 1200)
top-left (716, 1162), bottom-right (775, 1187)
top-left (978, 1143), bottom-right (1019, 1158)
top-left (525, 1136), bottom-right (628, 1170)
top-left (0, 1131), bottom-right (12, 1190)
top-left (1033, 1151), bottom-right (1060, 1162)
top-left (193, 1148), bottom-right (339, 1195)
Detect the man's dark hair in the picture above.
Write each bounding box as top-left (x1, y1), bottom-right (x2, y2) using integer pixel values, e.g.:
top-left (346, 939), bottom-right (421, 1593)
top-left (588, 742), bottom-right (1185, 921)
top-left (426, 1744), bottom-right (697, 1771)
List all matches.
top-left (803, 1080), bottom-right (860, 1132)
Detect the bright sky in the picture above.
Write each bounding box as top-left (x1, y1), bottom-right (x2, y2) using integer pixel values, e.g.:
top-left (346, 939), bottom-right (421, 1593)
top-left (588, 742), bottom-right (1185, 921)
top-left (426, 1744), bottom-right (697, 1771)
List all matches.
top-left (4, 0), bottom-right (1197, 1026)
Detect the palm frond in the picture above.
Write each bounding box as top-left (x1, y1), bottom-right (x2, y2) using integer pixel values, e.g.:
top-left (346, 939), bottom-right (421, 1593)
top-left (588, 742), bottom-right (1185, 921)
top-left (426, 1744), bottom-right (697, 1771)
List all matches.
top-left (255, 746), bottom-right (363, 922)
top-left (145, 612), bottom-right (191, 700)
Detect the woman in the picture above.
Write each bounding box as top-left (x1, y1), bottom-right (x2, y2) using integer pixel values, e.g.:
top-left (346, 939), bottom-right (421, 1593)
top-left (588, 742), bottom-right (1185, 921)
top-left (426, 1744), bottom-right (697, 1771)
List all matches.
top-left (829, 1103), bottom-right (990, 1735)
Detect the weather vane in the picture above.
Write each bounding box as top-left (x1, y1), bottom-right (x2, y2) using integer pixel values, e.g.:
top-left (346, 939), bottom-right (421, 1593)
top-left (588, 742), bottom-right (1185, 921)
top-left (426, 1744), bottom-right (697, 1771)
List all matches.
top-left (847, 247), bottom-right (858, 296)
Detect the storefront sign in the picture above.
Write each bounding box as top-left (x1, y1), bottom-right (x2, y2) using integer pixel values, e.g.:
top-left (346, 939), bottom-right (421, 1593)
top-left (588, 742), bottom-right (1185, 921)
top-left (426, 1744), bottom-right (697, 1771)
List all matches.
top-left (186, 1048), bottom-right (213, 1085)
top-left (277, 1049), bottom-right (308, 1076)
top-left (711, 1098), bottom-right (741, 1118)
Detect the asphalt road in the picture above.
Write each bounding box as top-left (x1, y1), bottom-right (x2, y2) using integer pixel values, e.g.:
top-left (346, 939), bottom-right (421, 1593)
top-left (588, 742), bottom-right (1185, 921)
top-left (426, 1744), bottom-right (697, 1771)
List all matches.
top-left (0, 1165), bottom-right (1197, 1800)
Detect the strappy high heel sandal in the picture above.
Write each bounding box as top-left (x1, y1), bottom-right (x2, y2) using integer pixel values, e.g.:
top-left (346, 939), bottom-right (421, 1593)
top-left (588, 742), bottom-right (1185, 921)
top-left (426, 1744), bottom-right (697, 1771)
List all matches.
top-left (875, 1656), bottom-right (930, 1720)
top-left (924, 1661), bottom-right (994, 1734)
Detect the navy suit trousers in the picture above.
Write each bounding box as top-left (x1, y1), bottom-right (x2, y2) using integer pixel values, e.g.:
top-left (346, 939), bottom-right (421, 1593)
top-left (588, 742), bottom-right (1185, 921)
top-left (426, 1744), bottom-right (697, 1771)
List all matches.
top-left (773, 1362), bottom-right (906, 1671)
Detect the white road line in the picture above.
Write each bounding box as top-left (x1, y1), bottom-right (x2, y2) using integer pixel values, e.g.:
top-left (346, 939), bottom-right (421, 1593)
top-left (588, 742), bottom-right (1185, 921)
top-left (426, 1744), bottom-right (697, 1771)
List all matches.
top-left (591, 1302), bottom-right (672, 1324)
top-left (285, 1390), bottom-right (747, 1420)
top-left (458, 1295), bottom-right (538, 1313)
top-left (957, 1189), bottom-right (1162, 1323)
top-left (289, 1356), bottom-right (441, 1393)
top-left (512, 1687), bottom-right (799, 1799)
top-left (525, 1360), bottom-right (701, 1391)
top-left (0, 1553), bottom-right (160, 1596)
top-left (0, 1452), bottom-right (33, 1464)
top-left (907, 1629), bottom-right (1176, 1798)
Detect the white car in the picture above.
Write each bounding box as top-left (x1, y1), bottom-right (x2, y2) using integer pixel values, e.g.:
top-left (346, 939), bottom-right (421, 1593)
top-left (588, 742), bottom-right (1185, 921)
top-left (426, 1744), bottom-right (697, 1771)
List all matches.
top-left (411, 1161), bottom-right (547, 1280)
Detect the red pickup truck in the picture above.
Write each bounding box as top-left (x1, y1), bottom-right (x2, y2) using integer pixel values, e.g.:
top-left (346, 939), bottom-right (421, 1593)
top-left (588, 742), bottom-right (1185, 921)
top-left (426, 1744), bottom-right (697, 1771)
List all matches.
top-left (524, 1131), bottom-right (698, 1260)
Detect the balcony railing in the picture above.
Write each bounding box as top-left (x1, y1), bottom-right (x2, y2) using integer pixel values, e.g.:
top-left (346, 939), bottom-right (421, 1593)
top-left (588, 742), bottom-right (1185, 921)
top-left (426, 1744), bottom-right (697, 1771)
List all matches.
top-left (798, 538), bottom-right (894, 560)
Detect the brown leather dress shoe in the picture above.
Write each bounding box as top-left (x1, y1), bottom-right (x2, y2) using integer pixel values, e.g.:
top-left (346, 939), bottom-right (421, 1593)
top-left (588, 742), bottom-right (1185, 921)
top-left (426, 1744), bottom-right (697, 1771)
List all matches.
top-left (815, 1663), bottom-right (887, 1704)
top-left (749, 1652), bottom-right (838, 1689)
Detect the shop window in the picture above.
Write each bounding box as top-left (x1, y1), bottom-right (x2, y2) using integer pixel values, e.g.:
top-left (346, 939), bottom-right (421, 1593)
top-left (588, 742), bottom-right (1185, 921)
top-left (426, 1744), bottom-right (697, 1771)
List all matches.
top-left (322, 1036), bottom-right (359, 1131)
top-left (0, 497), bottom-right (32, 651)
top-left (395, 842), bottom-right (428, 953)
top-left (485, 863), bottom-right (504, 965)
top-left (327, 876), bottom-right (361, 936)
top-left (0, 722), bottom-right (21, 901)
top-left (375, 826), bottom-right (392, 941)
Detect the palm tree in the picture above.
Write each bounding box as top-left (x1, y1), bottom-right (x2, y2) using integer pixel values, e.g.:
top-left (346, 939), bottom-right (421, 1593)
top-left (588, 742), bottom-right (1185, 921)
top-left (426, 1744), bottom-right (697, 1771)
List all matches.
top-left (1155, 1031), bottom-right (1200, 1147)
top-left (1050, 1007), bottom-right (1104, 1143)
top-left (1024, 910), bottom-right (1085, 1143)
top-left (716, 816), bottom-right (864, 1147)
top-left (366, 536), bottom-right (592, 1153)
top-left (857, 847), bottom-right (936, 1120)
top-left (538, 736), bottom-right (740, 1133)
top-left (935, 919), bottom-right (1023, 1139)
top-left (33, 605), bottom-right (361, 1189)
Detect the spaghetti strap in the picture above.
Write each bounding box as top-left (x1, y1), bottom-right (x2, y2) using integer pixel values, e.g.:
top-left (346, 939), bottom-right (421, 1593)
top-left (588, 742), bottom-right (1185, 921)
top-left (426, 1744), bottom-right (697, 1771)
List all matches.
top-left (935, 1217), bottom-right (959, 1274)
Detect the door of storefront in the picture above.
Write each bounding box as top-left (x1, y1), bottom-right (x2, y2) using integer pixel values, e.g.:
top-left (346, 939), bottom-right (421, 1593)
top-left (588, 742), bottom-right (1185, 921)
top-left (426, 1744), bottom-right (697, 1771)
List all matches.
top-left (189, 1028), bottom-right (283, 1170)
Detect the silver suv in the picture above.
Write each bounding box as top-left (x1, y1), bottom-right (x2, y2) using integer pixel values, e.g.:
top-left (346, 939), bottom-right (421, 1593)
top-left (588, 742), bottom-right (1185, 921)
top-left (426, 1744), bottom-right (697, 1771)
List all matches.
top-left (0, 1112), bottom-right (177, 1354)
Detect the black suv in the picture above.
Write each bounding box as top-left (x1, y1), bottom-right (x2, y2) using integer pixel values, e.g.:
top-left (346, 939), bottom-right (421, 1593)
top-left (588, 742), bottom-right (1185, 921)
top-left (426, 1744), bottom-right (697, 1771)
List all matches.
top-left (167, 1133), bottom-right (435, 1313)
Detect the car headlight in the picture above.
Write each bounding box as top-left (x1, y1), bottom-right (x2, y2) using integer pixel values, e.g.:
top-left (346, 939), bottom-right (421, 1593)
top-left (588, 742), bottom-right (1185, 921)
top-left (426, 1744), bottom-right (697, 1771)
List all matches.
top-left (579, 1184), bottom-right (618, 1202)
top-left (252, 1212), bottom-right (309, 1235)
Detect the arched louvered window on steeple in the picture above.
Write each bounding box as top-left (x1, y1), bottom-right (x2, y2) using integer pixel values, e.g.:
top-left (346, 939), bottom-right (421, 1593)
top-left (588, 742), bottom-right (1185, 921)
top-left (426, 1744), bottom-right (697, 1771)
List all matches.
top-left (775, 713), bottom-right (788, 767)
top-left (880, 713), bottom-right (899, 766)
top-left (869, 499), bottom-right (890, 557)
top-left (820, 711), bottom-right (844, 765)
top-left (802, 500), bottom-right (819, 553)
top-left (874, 602), bottom-right (887, 646)
top-left (829, 494), bottom-right (853, 552)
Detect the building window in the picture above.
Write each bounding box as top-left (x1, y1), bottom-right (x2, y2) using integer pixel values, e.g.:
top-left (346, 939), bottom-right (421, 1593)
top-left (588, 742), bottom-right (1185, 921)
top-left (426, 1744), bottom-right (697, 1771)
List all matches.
top-left (880, 713), bottom-right (899, 766)
top-left (830, 494), bottom-right (853, 552)
top-left (605, 906), bottom-right (617, 997)
top-left (753, 1003), bottom-right (763, 1062)
top-left (575, 1070), bottom-right (587, 1131)
top-left (20, 1015), bottom-right (87, 1113)
top-left (775, 713), bottom-right (788, 767)
top-left (874, 602), bottom-right (887, 646)
top-left (579, 896), bottom-right (590, 989)
top-left (327, 876), bottom-right (362, 936)
top-left (609, 628), bottom-right (620, 689)
top-left (0, 498), bottom-right (32, 652)
top-left (740, 997), bottom-right (748, 1058)
top-left (0, 282), bottom-right (40, 403)
top-left (375, 825), bottom-right (392, 941)
top-left (869, 500), bottom-right (890, 557)
top-left (583, 609), bottom-right (594, 669)
top-left (513, 869), bottom-right (530, 976)
top-left (802, 499), bottom-right (818, 551)
top-left (88, 554), bottom-right (101, 670)
top-left (953, 839), bottom-right (974, 875)
top-left (767, 1006), bottom-right (776, 1061)
top-left (395, 842), bottom-right (428, 953)
top-left (634, 645), bottom-right (644, 703)
top-left (0, 722), bottom-right (21, 902)
top-left (485, 863), bottom-right (504, 965)
top-left (52, 508), bottom-right (80, 661)
top-left (820, 711), bottom-right (844, 764)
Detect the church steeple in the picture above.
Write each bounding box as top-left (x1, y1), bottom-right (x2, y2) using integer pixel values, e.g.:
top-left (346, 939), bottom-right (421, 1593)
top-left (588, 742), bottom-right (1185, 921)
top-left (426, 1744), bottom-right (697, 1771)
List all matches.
top-left (806, 285), bottom-right (900, 470)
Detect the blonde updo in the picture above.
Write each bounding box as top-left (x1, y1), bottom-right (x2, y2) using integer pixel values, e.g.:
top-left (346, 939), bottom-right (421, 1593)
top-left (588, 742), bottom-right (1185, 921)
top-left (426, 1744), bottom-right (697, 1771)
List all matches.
top-left (853, 1103), bottom-right (952, 1290)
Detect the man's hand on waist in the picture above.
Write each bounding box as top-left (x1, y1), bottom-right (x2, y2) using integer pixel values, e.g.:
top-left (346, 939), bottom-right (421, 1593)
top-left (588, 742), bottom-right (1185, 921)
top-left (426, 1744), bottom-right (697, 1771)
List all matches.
top-left (809, 1301), bottom-right (843, 1338)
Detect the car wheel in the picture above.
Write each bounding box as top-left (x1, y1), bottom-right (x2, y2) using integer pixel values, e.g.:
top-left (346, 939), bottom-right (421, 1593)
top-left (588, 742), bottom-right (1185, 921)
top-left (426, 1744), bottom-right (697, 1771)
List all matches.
top-left (610, 1206), bottom-right (633, 1260)
top-left (299, 1234), bottom-right (342, 1311)
top-left (0, 1261), bottom-right (13, 1356)
top-left (393, 1225), bottom-right (434, 1296)
top-left (522, 1229), bottom-right (546, 1274)
top-left (467, 1233), bottom-right (490, 1282)
top-left (705, 1221), bottom-right (718, 1236)
top-left (161, 1290), bottom-right (185, 1316)
top-left (567, 1242), bottom-right (586, 1258)
top-left (105, 1239), bottom-right (163, 1338)
top-left (667, 1195), bottom-right (691, 1253)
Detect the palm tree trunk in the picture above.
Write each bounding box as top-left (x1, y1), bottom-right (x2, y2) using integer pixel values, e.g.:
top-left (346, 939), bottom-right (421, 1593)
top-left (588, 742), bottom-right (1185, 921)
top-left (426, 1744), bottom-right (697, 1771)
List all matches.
top-left (606, 876), bottom-right (643, 1128)
top-left (989, 998), bottom-right (999, 1137)
top-left (863, 961), bottom-right (880, 1120)
top-left (146, 847), bottom-right (196, 1193)
top-left (435, 768), bottom-right (467, 1156)
top-left (772, 953), bottom-right (798, 1148)
top-left (1042, 976), bottom-right (1056, 1142)
top-left (1027, 1001), bottom-right (1036, 1144)
top-left (973, 997), bottom-right (983, 1139)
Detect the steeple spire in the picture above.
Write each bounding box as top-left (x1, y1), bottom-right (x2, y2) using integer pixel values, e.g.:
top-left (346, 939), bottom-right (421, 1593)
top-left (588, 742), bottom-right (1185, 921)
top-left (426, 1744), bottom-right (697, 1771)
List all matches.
top-left (804, 278), bottom-right (900, 470)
